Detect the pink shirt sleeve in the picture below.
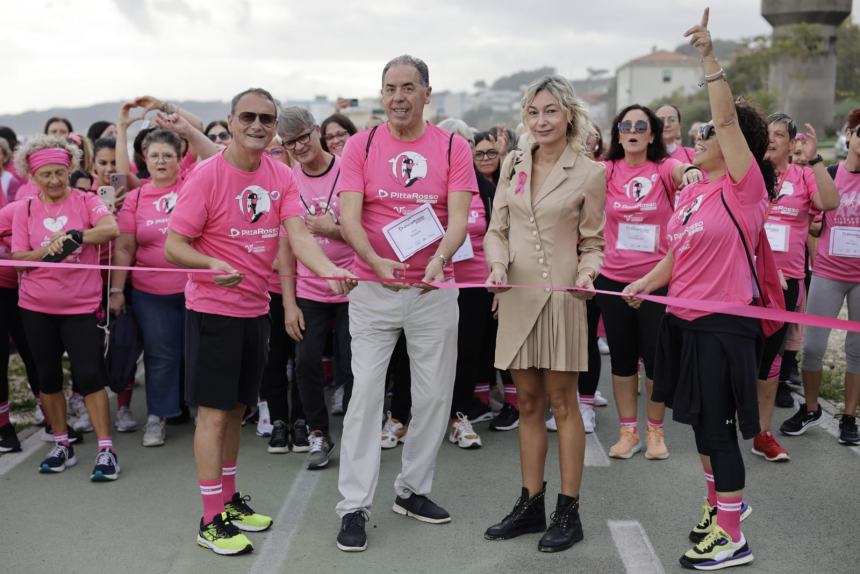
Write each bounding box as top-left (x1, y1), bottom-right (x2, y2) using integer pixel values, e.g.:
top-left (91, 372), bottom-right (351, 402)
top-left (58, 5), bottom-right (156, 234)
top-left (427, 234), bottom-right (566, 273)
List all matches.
top-left (11, 199), bottom-right (30, 253)
top-left (169, 175), bottom-right (210, 239)
top-left (336, 132), bottom-right (370, 196)
top-left (801, 166), bottom-right (819, 202)
top-left (728, 159), bottom-right (767, 207)
top-left (117, 189), bottom-right (140, 234)
top-left (278, 168), bottom-right (306, 221)
top-left (658, 158), bottom-right (681, 197)
top-left (84, 192), bottom-right (112, 227)
top-left (447, 135), bottom-right (480, 193)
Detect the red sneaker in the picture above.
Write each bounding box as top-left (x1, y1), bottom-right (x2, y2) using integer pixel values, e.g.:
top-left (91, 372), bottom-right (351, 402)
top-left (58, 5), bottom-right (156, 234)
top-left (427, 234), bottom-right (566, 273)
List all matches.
top-left (751, 431), bottom-right (790, 462)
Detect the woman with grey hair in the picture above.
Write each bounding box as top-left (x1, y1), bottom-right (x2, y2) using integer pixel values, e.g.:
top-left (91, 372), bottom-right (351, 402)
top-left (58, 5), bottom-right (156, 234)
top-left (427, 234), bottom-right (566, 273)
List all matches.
top-left (484, 75), bottom-right (605, 552)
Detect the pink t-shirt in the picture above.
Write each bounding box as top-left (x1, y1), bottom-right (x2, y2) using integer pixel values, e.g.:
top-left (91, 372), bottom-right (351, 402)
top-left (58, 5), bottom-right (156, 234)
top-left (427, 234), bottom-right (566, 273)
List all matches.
top-left (666, 162), bottom-right (768, 321)
top-left (668, 144), bottom-right (695, 163)
top-left (12, 190), bottom-right (112, 314)
top-left (268, 231), bottom-right (288, 295)
top-left (14, 180), bottom-right (38, 202)
top-left (0, 202), bottom-right (22, 289)
top-left (815, 164), bottom-right (860, 282)
top-left (601, 157), bottom-right (680, 282)
top-left (293, 155), bottom-right (352, 304)
top-left (336, 124), bottom-right (478, 282)
top-left (117, 181), bottom-right (186, 295)
top-left (766, 164), bottom-right (819, 279)
top-left (168, 152), bottom-right (304, 318)
top-left (453, 193), bottom-right (488, 284)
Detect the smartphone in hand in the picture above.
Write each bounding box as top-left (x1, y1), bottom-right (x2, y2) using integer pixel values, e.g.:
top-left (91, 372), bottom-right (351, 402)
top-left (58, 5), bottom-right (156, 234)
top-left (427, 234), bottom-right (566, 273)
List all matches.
top-left (98, 185), bottom-right (117, 212)
top-left (41, 237), bottom-right (81, 263)
top-left (110, 173), bottom-right (127, 191)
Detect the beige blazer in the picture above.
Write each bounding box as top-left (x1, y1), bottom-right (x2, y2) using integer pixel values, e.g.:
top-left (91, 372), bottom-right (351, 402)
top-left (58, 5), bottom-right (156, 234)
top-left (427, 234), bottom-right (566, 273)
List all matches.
top-left (483, 143), bottom-right (606, 369)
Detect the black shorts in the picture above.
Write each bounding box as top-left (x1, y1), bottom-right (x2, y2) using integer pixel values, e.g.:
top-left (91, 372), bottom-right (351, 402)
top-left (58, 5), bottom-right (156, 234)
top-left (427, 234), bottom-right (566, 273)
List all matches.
top-left (185, 310), bottom-right (271, 411)
top-left (594, 274), bottom-right (667, 379)
top-left (757, 278), bottom-right (800, 380)
top-left (20, 310), bottom-right (108, 396)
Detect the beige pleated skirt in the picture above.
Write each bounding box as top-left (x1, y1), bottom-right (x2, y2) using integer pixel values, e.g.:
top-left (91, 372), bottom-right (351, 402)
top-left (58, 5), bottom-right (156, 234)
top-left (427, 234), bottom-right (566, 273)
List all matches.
top-left (507, 292), bottom-right (588, 372)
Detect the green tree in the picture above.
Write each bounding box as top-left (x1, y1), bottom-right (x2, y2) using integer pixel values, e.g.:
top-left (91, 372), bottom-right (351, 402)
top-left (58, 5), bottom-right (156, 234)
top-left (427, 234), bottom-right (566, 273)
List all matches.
top-left (836, 19), bottom-right (860, 100)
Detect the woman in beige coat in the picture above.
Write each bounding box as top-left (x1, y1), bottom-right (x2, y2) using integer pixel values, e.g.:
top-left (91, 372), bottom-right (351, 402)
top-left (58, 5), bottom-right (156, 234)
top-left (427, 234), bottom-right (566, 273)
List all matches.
top-left (483, 75), bottom-right (606, 553)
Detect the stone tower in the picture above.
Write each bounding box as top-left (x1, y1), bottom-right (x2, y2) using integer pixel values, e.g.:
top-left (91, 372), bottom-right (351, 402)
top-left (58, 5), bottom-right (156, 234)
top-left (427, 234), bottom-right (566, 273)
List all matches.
top-left (761, 0), bottom-right (852, 133)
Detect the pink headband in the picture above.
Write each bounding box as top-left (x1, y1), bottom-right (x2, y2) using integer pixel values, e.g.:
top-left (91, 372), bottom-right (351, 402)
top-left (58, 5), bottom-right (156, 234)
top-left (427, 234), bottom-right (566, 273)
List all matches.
top-left (28, 148), bottom-right (71, 173)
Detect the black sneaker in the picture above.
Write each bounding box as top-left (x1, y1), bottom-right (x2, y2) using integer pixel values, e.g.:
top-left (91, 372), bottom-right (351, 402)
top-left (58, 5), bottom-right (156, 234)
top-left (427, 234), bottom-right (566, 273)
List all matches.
top-left (485, 484), bottom-right (547, 540)
top-left (38, 443), bottom-right (77, 473)
top-left (337, 511), bottom-right (368, 552)
top-left (0, 423), bottom-right (21, 453)
top-left (392, 494), bottom-right (451, 524)
top-left (306, 431), bottom-right (335, 470)
top-left (90, 447), bottom-right (120, 481)
top-left (838, 414), bottom-right (860, 445)
top-left (538, 494), bottom-right (584, 553)
top-left (267, 420), bottom-right (290, 454)
top-left (467, 399), bottom-right (494, 424)
top-left (292, 419), bottom-right (309, 453)
top-left (780, 403), bottom-right (823, 436)
top-left (775, 381), bottom-right (795, 408)
top-left (490, 403), bottom-right (520, 431)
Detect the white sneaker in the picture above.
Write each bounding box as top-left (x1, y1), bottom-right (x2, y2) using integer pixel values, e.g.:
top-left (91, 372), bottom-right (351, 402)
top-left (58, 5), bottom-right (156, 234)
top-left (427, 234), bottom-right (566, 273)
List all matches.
top-left (33, 404), bottom-right (45, 426)
top-left (546, 413), bottom-right (558, 432)
top-left (598, 337), bottom-right (610, 355)
top-left (448, 412), bottom-right (482, 449)
top-left (142, 415), bottom-right (165, 447)
top-left (69, 394), bottom-right (93, 433)
top-left (580, 403), bottom-right (596, 434)
top-left (256, 401), bottom-right (273, 437)
top-left (115, 406), bottom-right (138, 433)
top-left (381, 411), bottom-right (407, 449)
top-left (330, 385), bottom-right (345, 415)
top-left (594, 390), bottom-right (608, 407)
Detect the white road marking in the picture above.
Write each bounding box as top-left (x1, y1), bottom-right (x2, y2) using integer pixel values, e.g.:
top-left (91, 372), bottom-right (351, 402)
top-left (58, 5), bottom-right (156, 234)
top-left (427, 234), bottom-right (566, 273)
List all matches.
top-left (585, 432), bottom-right (611, 467)
top-left (608, 519), bottom-right (666, 574)
top-left (248, 469), bottom-right (322, 574)
top-left (0, 429), bottom-right (44, 477)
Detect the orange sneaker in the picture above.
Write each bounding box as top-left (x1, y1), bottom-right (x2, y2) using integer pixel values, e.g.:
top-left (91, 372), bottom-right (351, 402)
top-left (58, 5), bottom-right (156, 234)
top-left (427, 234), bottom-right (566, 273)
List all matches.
top-left (609, 427), bottom-right (641, 459)
top-left (644, 426), bottom-right (669, 460)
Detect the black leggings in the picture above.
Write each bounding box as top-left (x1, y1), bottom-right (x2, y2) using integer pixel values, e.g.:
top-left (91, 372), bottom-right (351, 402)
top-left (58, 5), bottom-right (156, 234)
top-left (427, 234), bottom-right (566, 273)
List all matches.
top-left (259, 293), bottom-right (303, 424)
top-left (451, 288), bottom-right (494, 416)
top-left (0, 288), bottom-right (39, 403)
top-left (20, 310), bottom-right (107, 396)
top-left (757, 278), bottom-right (800, 380)
top-left (692, 334), bottom-right (746, 493)
top-left (595, 274), bottom-right (666, 379)
top-left (578, 298), bottom-right (601, 396)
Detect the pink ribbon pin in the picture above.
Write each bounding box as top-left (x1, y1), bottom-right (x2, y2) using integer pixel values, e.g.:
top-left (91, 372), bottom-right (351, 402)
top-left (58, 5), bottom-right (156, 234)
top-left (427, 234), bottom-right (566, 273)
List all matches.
top-left (514, 172), bottom-right (527, 194)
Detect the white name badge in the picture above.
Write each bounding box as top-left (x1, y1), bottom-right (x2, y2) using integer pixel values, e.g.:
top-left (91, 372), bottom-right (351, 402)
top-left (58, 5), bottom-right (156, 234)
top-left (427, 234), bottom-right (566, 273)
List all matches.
top-left (382, 203), bottom-right (445, 262)
top-left (764, 223), bottom-right (790, 253)
top-left (617, 223), bottom-right (658, 253)
top-left (829, 226), bottom-right (860, 258)
top-left (452, 236), bottom-right (475, 263)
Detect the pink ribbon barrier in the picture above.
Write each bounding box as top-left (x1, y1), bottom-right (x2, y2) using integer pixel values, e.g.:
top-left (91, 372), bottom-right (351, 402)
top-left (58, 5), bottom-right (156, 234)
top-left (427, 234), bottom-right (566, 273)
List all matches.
top-left (2, 258), bottom-right (858, 333)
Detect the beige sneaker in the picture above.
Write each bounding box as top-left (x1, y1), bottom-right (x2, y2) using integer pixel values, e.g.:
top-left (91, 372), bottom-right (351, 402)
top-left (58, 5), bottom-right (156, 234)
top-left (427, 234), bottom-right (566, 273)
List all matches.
top-left (609, 427), bottom-right (641, 459)
top-left (644, 425), bottom-right (669, 460)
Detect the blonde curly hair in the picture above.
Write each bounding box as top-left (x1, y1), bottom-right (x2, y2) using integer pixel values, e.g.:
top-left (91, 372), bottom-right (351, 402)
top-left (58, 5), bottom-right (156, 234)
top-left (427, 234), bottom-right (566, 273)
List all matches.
top-left (15, 135), bottom-right (81, 177)
top-left (520, 75), bottom-right (591, 155)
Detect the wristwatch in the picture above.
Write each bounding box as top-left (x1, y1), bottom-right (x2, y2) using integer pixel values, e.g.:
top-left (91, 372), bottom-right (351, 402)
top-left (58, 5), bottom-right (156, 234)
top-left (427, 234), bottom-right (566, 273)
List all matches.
top-left (430, 254), bottom-right (449, 266)
top-left (808, 154), bottom-right (824, 166)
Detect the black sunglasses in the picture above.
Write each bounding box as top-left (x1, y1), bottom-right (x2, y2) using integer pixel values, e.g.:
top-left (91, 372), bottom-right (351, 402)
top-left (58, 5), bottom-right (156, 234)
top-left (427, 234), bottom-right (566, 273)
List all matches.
top-left (474, 150), bottom-right (499, 160)
top-left (207, 131), bottom-right (231, 142)
top-left (236, 111), bottom-right (277, 128)
top-left (618, 120), bottom-right (649, 134)
top-left (698, 123), bottom-right (717, 141)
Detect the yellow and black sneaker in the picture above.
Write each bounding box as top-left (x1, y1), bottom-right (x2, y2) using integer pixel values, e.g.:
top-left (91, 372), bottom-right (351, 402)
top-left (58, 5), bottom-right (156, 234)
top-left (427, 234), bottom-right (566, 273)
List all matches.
top-left (689, 498), bottom-right (752, 543)
top-left (225, 493), bottom-right (273, 532)
top-left (197, 512), bottom-right (253, 556)
top-left (680, 525), bottom-right (753, 571)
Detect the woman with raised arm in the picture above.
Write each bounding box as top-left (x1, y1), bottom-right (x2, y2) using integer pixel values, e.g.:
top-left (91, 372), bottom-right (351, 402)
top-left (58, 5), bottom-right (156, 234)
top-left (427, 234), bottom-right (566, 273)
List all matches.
top-left (623, 9), bottom-right (773, 570)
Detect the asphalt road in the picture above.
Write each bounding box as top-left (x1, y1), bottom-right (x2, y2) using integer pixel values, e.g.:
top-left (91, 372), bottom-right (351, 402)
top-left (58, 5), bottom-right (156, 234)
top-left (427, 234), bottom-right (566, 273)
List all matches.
top-left (1, 356), bottom-right (858, 574)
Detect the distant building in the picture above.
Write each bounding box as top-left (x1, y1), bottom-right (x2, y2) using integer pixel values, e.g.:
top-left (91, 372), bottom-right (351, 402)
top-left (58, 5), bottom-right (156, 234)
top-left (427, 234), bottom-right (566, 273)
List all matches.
top-left (615, 50), bottom-right (701, 112)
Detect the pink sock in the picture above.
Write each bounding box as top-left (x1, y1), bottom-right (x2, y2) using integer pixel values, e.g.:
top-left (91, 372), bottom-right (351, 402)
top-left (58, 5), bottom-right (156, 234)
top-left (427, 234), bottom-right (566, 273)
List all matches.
top-left (473, 383), bottom-right (491, 406)
top-left (620, 418), bottom-right (638, 430)
top-left (53, 432), bottom-right (70, 447)
top-left (222, 461), bottom-right (237, 502)
top-left (703, 468), bottom-right (717, 507)
top-left (716, 495), bottom-right (743, 542)
top-left (504, 384), bottom-right (519, 409)
top-left (117, 388), bottom-right (133, 409)
top-left (97, 436), bottom-right (113, 451)
top-left (200, 479), bottom-right (224, 524)
top-left (579, 395), bottom-right (595, 407)
top-left (647, 417), bottom-right (664, 429)
top-left (0, 401), bottom-right (9, 427)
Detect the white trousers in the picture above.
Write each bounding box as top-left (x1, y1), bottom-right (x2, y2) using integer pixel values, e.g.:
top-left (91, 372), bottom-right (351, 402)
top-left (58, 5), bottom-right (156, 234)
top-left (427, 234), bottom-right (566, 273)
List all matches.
top-left (336, 282), bottom-right (459, 517)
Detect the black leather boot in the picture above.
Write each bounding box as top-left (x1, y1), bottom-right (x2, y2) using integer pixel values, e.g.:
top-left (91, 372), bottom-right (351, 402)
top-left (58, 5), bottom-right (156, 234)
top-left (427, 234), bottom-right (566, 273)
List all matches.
top-left (538, 494), bottom-right (584, 552)
top-left (484, 483), bottom-right (547, 540)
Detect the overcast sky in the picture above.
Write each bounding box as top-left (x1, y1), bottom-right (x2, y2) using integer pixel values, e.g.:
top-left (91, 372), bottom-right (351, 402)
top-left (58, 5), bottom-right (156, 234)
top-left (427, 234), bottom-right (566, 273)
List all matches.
top-left (5, 0), bottom-right (856, 115)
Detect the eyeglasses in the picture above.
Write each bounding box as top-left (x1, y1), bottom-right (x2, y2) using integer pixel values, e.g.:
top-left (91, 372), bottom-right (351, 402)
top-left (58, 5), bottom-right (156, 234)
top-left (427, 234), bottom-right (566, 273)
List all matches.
top-left (207, 131), bottom-right (231, 143)
top-left (474, 150), bottom-right (499, 161)
top-left (146, 153), bottom-right (178, 162)
top-left (698, 123), bottom-right (717, 141)
top-left (284, 131), bottom-right (313, 150)
top-left (266, 146), bottom-right (286, 157)
top-left (236, 111), bottom-right (277, 128)
top-left (618, 120), bottom-right (650, 134)
top-left (324, 130), bottom-right (349, 142)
